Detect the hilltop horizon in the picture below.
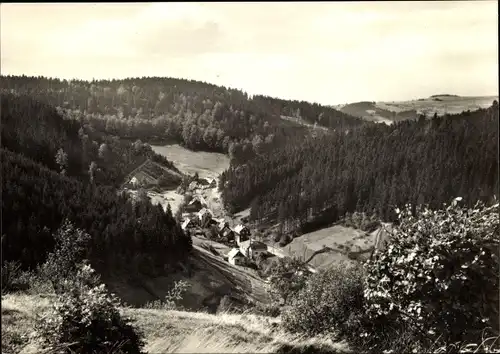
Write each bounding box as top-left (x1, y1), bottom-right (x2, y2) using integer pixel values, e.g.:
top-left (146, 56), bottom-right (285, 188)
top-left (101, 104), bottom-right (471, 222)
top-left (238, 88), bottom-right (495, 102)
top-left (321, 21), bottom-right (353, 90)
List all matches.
top-left (1, 73), bottom-right (497, 108)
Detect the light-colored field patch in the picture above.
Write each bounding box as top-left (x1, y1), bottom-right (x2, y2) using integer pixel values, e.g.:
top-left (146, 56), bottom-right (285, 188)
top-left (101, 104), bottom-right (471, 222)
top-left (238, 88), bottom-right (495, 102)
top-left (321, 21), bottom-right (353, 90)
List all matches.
top-left (378, 95), bottom-right (498, 116)
top-left (282, 225), bottom-right (389, 270)
top-left (125, 189), bottom-right (185, 215)
top-left (151, 144), bottom-right (230, 180)
top-left (279, 115), bottom-right (329, 132)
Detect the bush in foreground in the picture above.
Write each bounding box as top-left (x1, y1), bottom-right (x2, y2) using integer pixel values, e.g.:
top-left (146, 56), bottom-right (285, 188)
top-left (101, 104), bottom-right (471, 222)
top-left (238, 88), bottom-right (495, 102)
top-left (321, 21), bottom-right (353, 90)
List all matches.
top-left (282, 262), bottom-right (386, 349)
top-left (34, 221), bottom-right (145, 353)
top-left (364, 199), bottom-right (499, 350)
top-left (1, 260), bottom-right (24, 293)
top-left (38, 220), bottom-right (91, 294)
top-left (36, 263), bottom-right (145, 354)
top-left (283, 199), bottom-right (499, 353)
top-left (144, 279), bottom-right (190, 310)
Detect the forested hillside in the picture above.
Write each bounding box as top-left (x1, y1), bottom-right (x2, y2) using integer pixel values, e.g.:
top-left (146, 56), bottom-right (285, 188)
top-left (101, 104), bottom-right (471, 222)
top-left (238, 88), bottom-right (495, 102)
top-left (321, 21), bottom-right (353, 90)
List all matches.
top-left (1, 93), bottom-right (179, 187)
top-left (1, 93), bottom-right (192, 274)
top-left (0, 75), bottom-right (365, 164)
top-left (221, 103), bottom-right (499, 232)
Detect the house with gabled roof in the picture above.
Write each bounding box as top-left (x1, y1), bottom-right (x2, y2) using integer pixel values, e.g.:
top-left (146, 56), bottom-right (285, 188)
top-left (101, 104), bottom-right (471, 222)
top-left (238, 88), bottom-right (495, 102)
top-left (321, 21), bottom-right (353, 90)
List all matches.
top-left (185, 198), bottom-right (204, 212)
top-left (218, 220), bottom-right (231, 233)
top-left (234, 224), bottom-right (250, 245)
top-left (239, 239), bottom-right (268, 260)
top-left (197, 207), bottom-right (213, 220)
top-left (228, 248), bottom-right (246, 266)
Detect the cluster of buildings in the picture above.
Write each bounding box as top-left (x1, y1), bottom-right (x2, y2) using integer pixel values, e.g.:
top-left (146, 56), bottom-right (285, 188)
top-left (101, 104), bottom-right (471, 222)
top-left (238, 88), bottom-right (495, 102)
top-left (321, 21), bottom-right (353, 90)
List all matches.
top-left (181, 208), bottom-right (269, 267)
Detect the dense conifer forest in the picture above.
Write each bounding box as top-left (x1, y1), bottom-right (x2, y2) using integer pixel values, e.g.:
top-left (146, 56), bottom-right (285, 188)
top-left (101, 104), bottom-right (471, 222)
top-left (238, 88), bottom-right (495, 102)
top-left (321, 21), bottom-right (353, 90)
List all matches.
top-left (221, 103), bottom-right (499, 232)
top-left (1, 93), bottom-right (191, 274)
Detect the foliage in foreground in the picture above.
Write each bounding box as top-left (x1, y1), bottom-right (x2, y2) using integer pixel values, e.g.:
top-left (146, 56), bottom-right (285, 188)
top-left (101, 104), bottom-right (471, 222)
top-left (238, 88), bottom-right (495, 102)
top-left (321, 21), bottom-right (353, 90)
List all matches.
top-left (364, 199), bottom-right (499, 349)
top-left (38, 220), bottom-right (91, 294)
top-left (265, 257), bottom-right (311, 305)
top-left (34, 222), bottom-right (145, 354)
top-left (144, 279), bottom-right (190, 310)
top-left (283, 199), bottom-right (500, 353)
top-left (282, 263), bottom-right (365, 336)
top-left (35, 264), bottom-right (145, 354)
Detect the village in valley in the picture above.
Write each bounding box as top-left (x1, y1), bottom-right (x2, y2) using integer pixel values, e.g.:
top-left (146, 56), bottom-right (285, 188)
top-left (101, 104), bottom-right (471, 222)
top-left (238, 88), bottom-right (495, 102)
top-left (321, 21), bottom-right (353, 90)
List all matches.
top-left (122, 155), bottom-right (280, 272)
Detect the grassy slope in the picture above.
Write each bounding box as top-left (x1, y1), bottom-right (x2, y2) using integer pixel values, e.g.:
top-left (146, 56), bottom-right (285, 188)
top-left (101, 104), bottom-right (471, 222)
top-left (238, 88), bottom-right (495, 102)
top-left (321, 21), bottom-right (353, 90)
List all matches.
top-left (151, 144), bottom-right (230, 180)
top-left (1, 293), bottom-right (350, 354)
top-left (104, 244), bottom-right (271, 311)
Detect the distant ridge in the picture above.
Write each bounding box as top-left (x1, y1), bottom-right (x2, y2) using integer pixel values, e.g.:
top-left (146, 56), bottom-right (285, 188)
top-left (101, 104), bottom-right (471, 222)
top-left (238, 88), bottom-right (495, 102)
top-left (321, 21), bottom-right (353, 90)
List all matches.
top-left (429, 94), bottom-right (460, 98)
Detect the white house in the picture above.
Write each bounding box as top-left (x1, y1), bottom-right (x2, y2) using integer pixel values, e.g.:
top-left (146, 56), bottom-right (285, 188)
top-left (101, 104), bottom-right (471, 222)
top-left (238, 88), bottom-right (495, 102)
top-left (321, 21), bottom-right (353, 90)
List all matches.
top-left (239, 240), bottom-right (268, 260)
top-left (228, 248), bottom-right (246, 266)
top-left (130, 176), bottom-right (139, 186)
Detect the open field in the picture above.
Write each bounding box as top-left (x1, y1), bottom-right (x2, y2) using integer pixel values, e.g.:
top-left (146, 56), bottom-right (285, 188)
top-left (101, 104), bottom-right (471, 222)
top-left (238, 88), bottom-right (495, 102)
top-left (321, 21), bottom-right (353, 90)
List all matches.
top-left (333, 95), bottom-right (498, 124)
top-left (381, 95), bottom-right (498, 116)
top-left (280, 115), bottom-right (329, 131)
top-left (1, 293), bottom-right (349, 354)
top-left (151, 144), bottom-right (230, 180)
top-left (282, 224), bottom-right (391, 270)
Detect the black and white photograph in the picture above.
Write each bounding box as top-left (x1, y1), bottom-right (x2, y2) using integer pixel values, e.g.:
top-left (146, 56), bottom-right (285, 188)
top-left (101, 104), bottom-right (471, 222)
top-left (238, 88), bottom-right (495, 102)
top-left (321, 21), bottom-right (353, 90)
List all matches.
top-left (1, 1), bottom-right (498, 353)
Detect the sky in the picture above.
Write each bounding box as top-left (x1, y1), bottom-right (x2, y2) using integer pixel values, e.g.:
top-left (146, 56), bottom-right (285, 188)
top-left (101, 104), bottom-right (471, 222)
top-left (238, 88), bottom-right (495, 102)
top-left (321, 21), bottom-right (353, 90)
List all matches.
top-left (1, 2), bottom-right (498, 105)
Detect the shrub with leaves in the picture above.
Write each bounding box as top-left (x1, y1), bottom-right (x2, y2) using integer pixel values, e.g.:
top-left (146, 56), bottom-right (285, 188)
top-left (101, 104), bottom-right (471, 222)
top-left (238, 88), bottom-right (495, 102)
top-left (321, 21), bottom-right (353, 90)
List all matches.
top-left (36, 263), bottom-right (145, 354)
top-left (266, 257), bottom-right (310, 305)
top-left (282, 263), bottom-right (368, 337)
top-left (144, 279), bottom-right (190, 310)
top-left (343, 211), bottom-right (381, 232)
top-left (39, 220), bottom-right (91, 294)
top-left (364, 199), bottom-right (500, 349)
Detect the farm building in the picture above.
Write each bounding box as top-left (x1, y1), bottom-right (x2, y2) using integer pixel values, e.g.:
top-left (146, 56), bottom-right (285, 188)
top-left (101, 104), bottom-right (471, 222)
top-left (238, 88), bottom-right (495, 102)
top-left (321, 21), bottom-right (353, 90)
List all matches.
top-left (123, 158), bottom-right (181, 189)
top-left (185, 197), bottom-right (207, 212)
top-left (198, 208), bottom-right (216, 227)
top-left (181, 218), bottom-right (196, 230)
top-left (228, 248), bottom-right (246, 266)
top-left (234, 224), bottom-right (250, 245)
top-left (128, 170), bottom-right (158, 187)
top-left (221, 228), bottom-right (235, 241)
top-left (239, 240), bottom-right (268, 260)
top-left (198, 178), bottom-right (210, 186)
top-left (197, 207), bottom-right (214, 220)
top-left (217, 220), bottom-right (231, 233)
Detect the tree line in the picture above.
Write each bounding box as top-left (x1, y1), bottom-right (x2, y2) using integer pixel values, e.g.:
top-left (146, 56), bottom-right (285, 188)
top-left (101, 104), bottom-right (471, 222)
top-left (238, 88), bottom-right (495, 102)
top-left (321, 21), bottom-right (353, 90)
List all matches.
top-left (0, 75), bottom-right (366, 164)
